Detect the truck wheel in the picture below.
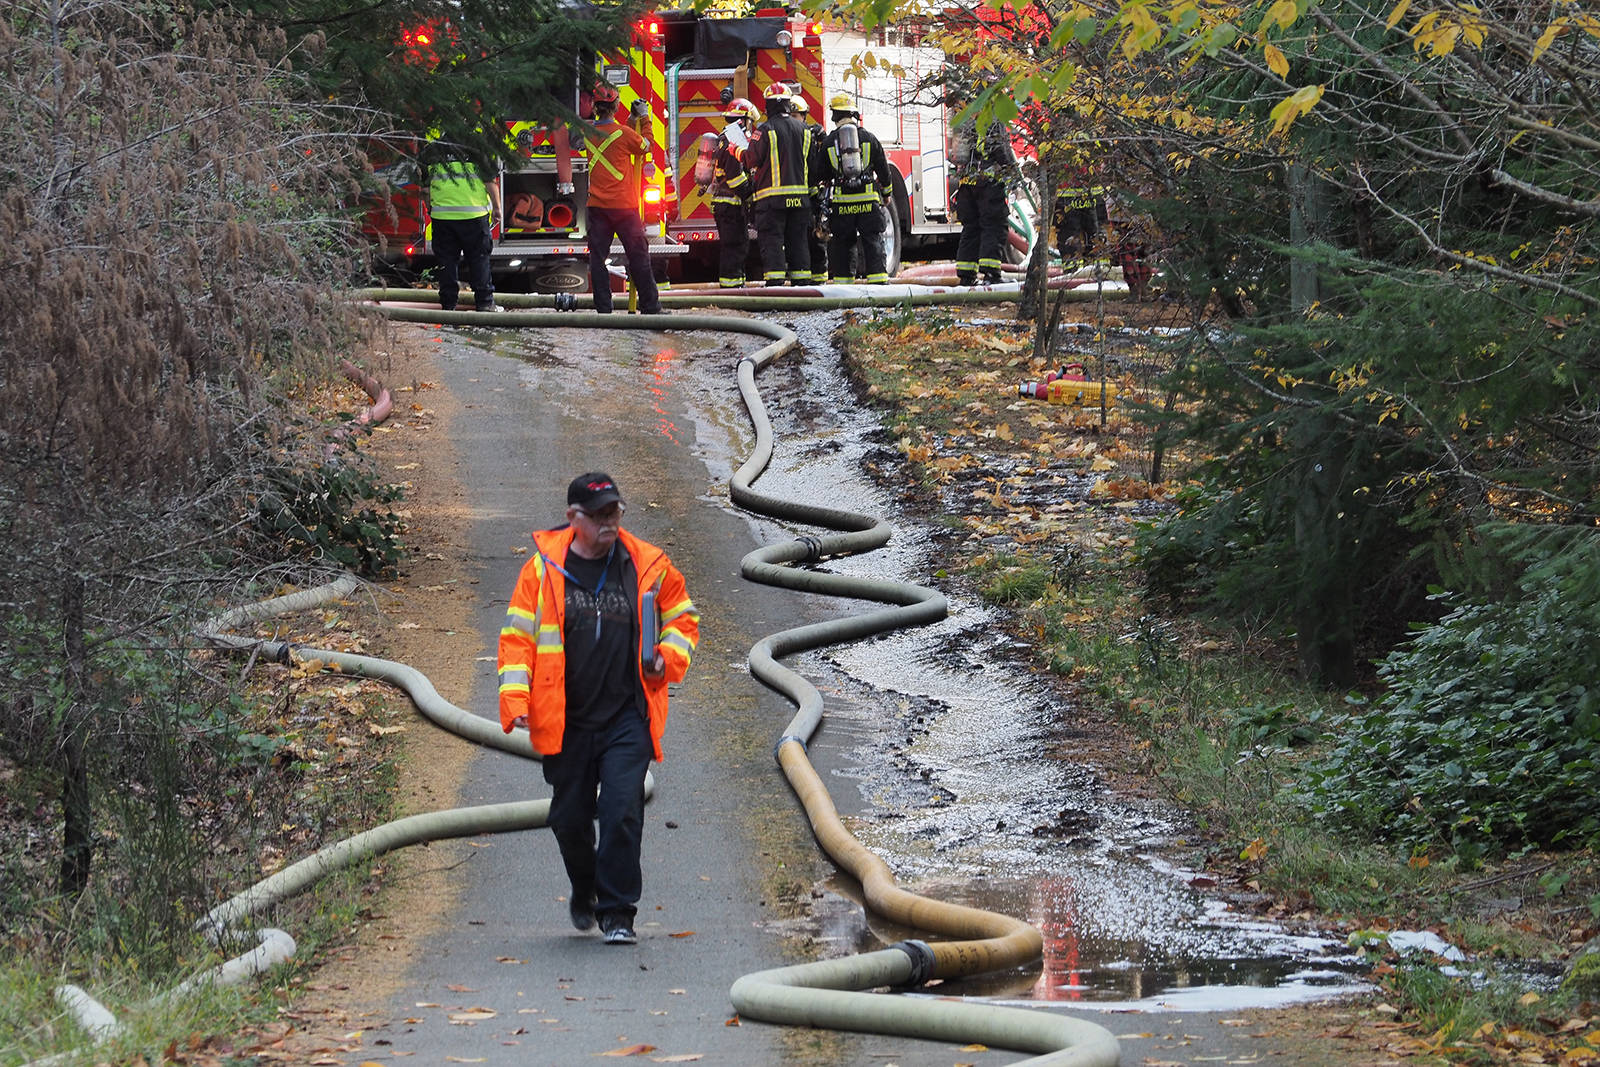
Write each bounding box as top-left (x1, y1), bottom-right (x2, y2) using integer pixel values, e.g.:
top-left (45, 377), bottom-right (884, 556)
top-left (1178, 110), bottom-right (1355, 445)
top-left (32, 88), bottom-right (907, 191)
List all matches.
top-left (880, 200), bottom-right (903, 277)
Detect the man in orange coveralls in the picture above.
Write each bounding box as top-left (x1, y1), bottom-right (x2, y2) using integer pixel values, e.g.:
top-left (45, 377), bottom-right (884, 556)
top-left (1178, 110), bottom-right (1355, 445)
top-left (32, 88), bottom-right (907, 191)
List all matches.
top-left (497, 473), bottom-right (699, 946)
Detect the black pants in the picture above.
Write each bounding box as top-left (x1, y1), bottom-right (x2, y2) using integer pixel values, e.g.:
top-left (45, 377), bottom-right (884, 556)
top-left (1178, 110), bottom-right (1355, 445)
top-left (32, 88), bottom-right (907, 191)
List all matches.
top-left (1054, 201), bottom-right (1100, 259)
top-left (587, 205), bottom-right (661, 314)
top-left (807, 196), bottom-right (828, 282)
top-left (542, 710), bottom-right (653, 925)
top-left (713, 201), bottom-right (749, 287)
top-left (433, 214), bottom-right (494, 310)
top-left (955, 178), bottom-right (1008, 281)
top-left (753, 195), bottom-right (811, 284)
top-left (827, 200), bottom-right (887, 281)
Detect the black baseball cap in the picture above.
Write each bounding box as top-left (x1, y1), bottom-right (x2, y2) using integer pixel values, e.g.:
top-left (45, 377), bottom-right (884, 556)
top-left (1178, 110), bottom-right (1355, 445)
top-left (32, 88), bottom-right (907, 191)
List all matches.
top-left (568, 472), bottom-right (623, 509)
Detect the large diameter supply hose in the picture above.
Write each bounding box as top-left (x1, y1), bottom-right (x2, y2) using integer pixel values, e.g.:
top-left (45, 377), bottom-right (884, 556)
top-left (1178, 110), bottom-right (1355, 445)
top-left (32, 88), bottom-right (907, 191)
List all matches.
top-left (49, 297), bottom-right (1117, 1067)
top-left (721, 315), bottom-right (1119, 1063)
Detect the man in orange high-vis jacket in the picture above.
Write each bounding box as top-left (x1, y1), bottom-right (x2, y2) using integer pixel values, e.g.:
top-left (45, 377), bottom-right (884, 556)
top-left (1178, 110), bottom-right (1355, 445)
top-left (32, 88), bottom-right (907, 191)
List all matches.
top-left (583, 84), bottom-right (663, 314)
top-left (497, 472), bottom-right (699, 946)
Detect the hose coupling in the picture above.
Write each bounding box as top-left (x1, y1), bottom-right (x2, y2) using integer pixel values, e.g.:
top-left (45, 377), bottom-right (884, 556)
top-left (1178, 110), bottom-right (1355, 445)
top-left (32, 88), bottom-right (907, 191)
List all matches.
top-left (773, 734), bottom-right (807, 761)
top-left (796, 534), bottom-right (824, 562)
top-left (273, 642), bottom-right (295, 666)
top-left (890, 939), bottom-right (937, 988)
top-left (553, 292), bottom-right (577, 311)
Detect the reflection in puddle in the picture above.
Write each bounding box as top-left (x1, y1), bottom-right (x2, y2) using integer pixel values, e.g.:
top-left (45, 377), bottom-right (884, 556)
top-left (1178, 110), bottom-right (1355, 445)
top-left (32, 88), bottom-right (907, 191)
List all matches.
top-left (805, 871), bottom-right (1369, 1010)
top-left (649, 346), bottom-right (682, 445)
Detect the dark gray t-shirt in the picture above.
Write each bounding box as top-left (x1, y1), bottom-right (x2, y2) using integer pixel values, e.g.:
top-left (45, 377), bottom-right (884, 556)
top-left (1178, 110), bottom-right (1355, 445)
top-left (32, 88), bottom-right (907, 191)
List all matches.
top-left (561, 546), bottom-right (640, 732)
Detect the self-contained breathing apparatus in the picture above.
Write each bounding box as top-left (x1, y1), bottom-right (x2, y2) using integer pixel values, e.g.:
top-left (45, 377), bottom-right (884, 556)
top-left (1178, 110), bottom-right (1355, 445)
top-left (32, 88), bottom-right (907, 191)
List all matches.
top-left (836, 121), bottom-right (862, 186)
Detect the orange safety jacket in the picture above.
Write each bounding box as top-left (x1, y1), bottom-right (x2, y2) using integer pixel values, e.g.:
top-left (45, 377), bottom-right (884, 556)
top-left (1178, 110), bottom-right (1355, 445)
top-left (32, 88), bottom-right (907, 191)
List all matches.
top-left (585, 118), bottom-right (649, 212)
top-left (497, 525), bottom-right (699, 760)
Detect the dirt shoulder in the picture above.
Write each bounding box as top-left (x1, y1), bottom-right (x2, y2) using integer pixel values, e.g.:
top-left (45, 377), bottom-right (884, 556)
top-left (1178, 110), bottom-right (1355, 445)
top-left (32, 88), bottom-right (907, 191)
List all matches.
top-left (275, 321), bottom-right (489, 1047)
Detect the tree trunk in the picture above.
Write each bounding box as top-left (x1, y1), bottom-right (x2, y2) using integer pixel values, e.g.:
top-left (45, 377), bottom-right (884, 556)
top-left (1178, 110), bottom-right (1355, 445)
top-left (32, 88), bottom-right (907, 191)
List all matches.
top-left (1020, 160), bottom-right (1053, 325)
top-left (60, 575), bottom-right (92, 896)
top-left (1293, 428), bottom-right (1358, 688)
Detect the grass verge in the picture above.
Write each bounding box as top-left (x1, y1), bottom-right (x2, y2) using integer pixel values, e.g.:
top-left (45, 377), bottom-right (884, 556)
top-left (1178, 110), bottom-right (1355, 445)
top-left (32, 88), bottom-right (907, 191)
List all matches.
top-left (837, 302), bottom-right (1600, 1063)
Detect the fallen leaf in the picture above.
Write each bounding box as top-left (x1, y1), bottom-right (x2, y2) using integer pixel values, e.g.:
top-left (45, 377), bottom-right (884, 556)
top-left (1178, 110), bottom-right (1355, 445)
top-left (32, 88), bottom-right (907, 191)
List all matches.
top-left (447, 1008), bottom-right (497, 1023)
top-left (598, 1044), bottom-right (656, 1056)
top-left (668, 931), bottom-right (696, 938)
top-left (447, 984), bottom-right (478, 993)
top-left (650, 1056), bottom-right (704, 1063)
top-left (443, 1058), bottom-right (486, 1064)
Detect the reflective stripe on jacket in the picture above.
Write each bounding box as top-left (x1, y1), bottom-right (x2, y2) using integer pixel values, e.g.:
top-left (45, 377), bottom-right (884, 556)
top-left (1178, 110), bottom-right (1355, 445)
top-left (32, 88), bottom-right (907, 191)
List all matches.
top-left (497, 525), bottom-right (699, 761)
top-left (427, 160), bottom-right (492, 219)
top-left (710, 137), bottom-right (749, 204)
top-left (585, 119), bottom-right (648, 211)
top-left (823, 124), bottom-right (893, 206)
top-left (745, 114), bottom-right (811, 201)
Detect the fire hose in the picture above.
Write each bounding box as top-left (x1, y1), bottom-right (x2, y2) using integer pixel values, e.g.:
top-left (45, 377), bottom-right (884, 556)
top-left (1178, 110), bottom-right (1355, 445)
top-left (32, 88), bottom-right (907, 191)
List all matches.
top-left (47, 294), bottom-right (1120, 1067)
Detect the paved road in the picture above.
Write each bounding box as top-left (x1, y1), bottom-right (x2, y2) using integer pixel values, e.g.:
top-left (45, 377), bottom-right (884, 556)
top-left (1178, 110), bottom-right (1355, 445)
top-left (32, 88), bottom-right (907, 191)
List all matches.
top-left (350, 317), bottom-right (1350, 1067)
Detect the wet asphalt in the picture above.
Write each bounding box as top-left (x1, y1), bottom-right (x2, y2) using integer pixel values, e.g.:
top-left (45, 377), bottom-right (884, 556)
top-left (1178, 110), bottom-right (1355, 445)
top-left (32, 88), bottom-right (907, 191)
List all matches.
top-left (358, 313), bottom-right (1364, 1066)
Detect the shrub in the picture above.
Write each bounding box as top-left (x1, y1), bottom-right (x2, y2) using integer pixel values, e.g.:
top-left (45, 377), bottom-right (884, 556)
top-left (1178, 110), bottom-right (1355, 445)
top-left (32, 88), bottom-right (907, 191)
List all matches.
top-left (1300, 530), bottom-right (1600, 854)
top-left (258, 441), bottom-right (405, 577)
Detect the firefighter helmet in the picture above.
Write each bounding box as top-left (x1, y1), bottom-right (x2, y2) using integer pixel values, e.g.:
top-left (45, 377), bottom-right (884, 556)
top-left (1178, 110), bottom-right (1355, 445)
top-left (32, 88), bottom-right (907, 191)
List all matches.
top-left (722, 97), bottom-right (759, 122)
top-left (762, 82), bottom-right (792, 102)
top-left (828, 93), bottom-right (856, 114)
top-left (592, 82), bottom-right (620, 105)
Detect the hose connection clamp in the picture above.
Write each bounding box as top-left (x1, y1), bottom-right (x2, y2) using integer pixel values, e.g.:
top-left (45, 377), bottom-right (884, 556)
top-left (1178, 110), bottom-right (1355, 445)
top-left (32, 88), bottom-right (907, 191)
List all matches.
top-left (273, 642), bottom-right (297, 666)
top-left (553, 292), bottom-right (577, 311)
top-left (797, 534), bottom-right (824, 563)
top-left (891, 939), bottom-right (936, 988)
top-left (773, 734), bottom-right (807, 761)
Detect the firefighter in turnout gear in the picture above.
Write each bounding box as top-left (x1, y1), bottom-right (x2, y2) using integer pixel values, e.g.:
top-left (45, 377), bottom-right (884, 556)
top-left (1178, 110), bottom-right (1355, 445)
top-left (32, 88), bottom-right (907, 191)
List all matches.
top-left (742, 82), bottom-right (813, 285)
top-left (709, 97), bottom-right (757, 288)
top-left (950, 97), bottom-right (1015, 286)
top-left (819, 94), bottom-right (892, 283)
top-left (794, 92), bottom-right (829, 284)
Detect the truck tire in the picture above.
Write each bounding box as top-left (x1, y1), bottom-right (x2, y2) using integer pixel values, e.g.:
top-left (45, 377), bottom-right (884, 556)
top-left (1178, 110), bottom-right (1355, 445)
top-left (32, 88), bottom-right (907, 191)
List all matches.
top-left (880, 198), bottom-right (903, 277)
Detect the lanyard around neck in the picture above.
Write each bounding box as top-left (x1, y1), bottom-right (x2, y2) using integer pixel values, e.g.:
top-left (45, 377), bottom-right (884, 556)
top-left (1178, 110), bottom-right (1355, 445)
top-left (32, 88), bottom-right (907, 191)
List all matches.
top-left (547, 540), bottom-right (618, 641)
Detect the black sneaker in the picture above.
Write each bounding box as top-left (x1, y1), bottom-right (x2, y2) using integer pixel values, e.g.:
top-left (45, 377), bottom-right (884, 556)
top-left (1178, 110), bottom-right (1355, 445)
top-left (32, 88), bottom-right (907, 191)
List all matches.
top-left (569, 891), bottom-right (596, 932)
top-left (599, 916), bottom-right (637, 945)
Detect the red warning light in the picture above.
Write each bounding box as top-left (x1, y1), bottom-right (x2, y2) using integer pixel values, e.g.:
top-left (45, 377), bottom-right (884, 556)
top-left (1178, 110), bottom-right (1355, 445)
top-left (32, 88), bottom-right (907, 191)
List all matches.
top-left (808, 21), bottom-right (822, 34)
top-left (645, 19), bottom-right (661, 34)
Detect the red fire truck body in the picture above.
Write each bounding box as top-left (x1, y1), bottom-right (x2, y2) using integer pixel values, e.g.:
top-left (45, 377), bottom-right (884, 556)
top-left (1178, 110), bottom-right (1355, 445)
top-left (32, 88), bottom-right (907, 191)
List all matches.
top-left (364, 9), bottom-right (1035, 288)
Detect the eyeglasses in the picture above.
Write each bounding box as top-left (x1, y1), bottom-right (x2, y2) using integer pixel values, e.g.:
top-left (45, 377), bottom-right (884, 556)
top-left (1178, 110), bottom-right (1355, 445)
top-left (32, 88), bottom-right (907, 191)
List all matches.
top-left (574, 501), bottom-right (626, 522)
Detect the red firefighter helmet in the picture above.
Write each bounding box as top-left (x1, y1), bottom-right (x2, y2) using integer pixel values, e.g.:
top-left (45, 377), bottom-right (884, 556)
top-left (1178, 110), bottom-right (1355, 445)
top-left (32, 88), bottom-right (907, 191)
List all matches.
top-left (723, 97), bottom-right (759, 122)
top-left (762, 82), bottom-right (792, 102)
top-left (592, 82), bottom-right (620, 105)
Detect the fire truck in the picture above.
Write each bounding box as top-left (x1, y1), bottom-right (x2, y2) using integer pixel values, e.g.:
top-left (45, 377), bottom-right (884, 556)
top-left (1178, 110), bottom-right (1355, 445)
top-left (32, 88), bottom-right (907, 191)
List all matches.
top-left (364, 8), bottom-right (1037, 289)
